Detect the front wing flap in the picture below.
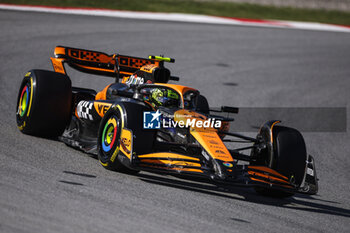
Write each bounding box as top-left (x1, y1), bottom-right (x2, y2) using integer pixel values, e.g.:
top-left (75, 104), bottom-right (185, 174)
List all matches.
top-left (131, 152), bottom-right (299, 192)
top-left (135, 152), bottom-right (209, 176)
top-left (241, 165), bottom-right (298, 192)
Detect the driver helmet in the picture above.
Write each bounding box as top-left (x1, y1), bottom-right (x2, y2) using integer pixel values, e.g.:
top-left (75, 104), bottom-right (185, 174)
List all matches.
top-left (150, 88), bottom-right (179, 108)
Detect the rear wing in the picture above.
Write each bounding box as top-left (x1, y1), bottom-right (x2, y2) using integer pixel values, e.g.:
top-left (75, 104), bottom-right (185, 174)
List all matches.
top-left (50, 46), bottom-right (162, 79)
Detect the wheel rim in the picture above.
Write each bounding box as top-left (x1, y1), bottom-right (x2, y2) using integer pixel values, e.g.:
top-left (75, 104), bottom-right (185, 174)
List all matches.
top-left (18, 84), bottom-right (29, 117)
top-left (101, 117), bottom-right (118, 152)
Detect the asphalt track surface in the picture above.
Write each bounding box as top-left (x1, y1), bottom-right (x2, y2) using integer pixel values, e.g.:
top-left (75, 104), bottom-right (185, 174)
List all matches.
top-left (0, 10), bottom-right (349, 233)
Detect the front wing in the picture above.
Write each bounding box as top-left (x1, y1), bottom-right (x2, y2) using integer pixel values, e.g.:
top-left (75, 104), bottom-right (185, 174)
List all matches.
top-left (126, 151), bottom-right (317, 194)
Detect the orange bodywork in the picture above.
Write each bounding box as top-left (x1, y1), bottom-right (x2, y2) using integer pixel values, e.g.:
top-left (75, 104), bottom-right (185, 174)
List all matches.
top-left (247, 171), bottom-right (290, 184)
top-left (172, 108), bottom-right (233, 162)
top-left (141, 164), bottom-right (203, 174)
top-left (54, 46), bottom-right (66, 56)
top-left (140, 64), bottom-right (158, 73)
top-left (51, 46), bottom-right (161, 78)
top-left (247, 165), bottom-right (293, 188)
top-left (138, 152), bottom-right (200, 161)
top-left (140, 159), bottom-right (201, 168)
top-left (120, 128), bottom-right (133, 159)
top-left (138, 152), bottom-right (204, 173)
top-left (249, 177), bottom-right (294, 189)
top-left (95, 84), bottom-right (112, 101)
top-left (270, 120), bottom-right (281, 142)
top-left (191, 130), bottom-right (233, 162)
top-left (93, 102), bottom-right (113, 118)
top-left (50, 57), bottom-right (66, 74)
top-left (248, 166), bottom-right (289, 180)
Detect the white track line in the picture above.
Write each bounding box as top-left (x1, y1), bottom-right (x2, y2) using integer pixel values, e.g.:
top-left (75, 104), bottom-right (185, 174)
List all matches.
top-left (1, 3), bottom-right (349, 33)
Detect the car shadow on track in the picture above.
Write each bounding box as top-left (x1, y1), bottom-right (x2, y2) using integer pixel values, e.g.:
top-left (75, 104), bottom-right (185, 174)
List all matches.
top-left (136, 172), bottom-right (350, 218)
top-left (53, 139), bottom-right (349, 218)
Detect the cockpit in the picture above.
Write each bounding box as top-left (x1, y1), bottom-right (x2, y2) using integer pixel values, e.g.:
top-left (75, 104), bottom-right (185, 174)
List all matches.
top-left (97, 82), bottom-right (208, 113)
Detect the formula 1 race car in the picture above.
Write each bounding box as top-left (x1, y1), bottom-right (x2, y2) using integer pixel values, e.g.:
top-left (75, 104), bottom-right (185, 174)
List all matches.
top-left (16, 46), bottom-right (318, 197)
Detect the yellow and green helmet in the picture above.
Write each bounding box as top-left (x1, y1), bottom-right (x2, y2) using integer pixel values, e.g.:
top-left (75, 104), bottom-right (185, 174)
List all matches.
top-left (150, 88), bottom-right (179, 107)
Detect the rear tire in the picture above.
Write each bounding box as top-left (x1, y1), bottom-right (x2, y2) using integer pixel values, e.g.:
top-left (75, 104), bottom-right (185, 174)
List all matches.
top-left (253, 125), bottom-right (307, 197)
top-left (16, 70), bottom-right (72, 137)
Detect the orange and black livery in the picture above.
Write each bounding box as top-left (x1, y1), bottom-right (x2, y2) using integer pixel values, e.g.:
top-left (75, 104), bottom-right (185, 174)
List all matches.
top-left (16, 46), bottom-right (318, 198)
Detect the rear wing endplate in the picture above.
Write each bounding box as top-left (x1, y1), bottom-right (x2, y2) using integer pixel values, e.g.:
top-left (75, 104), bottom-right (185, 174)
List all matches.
top-left (50, 46), bottom-right (161, 79)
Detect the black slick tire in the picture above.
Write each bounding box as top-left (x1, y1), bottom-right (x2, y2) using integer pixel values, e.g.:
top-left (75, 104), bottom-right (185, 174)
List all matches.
top-left (253, 125), bottom-right (307, 198)
top-left (16, 69), bottom-right (72, 137)
top-left (97, 102), bottom-right (154, 174)
top-left (196, 95), bottom-right (209, 114)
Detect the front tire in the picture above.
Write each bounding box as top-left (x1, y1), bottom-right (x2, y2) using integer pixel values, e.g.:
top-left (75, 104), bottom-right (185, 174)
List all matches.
top-left (97, 105), bottom-right (128, 171)
top-left (252, 125), bottom-right (307, 197)
top-left (196, 95), bottom-right (209, 114)
top-left (97, 102), bottom-right (156, 173)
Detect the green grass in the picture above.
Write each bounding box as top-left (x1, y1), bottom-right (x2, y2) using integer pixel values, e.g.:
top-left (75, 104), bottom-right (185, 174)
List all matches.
top-left (1, 0), bottom-right (350, 25)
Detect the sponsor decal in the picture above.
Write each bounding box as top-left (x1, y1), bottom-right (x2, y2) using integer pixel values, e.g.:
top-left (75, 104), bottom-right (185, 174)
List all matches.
top-left (121, 137), bottom-right (131, 148)
top-left (97, 103), bottom-right (110, 115)
top-left (120, 137), bottom-right (131, 154)
top-left (210, 145), bottom-right (226, 149)
top-left (141, 64), bottom-right (157, 72)
top-left (162, 118), bottom-right (220, 128)
top-left (119, 56), bottom-right (155, 68)
top-left (215, 150), bottom-right (226, 155)
top-left (201, 134), bottom-right (217, 139)
top-left (69, 49), bottom-right (101, 62)
top-left (125, 74), bottom-right (144, 85)
top-left (143, 110), bottom-right (161, 129)
top-left (223, 162), bottom-right (233, 168)
top-left (209, 140), bottom-right (219, 145)
top-left (143, 110), bottom-right (222, 129)
top-left (77, 101), bottom-right (94, 120)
